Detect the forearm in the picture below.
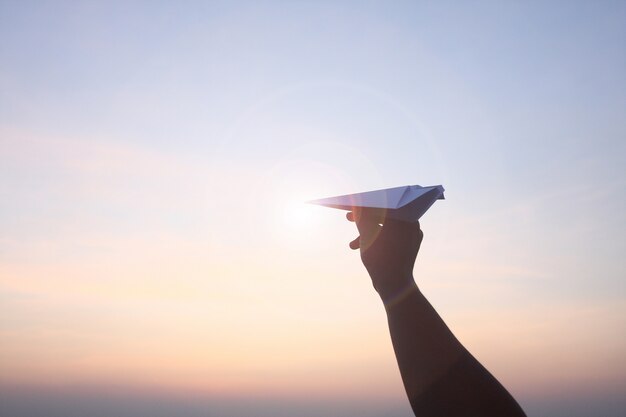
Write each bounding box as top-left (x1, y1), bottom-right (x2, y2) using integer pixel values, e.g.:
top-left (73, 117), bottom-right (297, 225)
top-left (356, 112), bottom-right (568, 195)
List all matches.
top-left (383, 279), bottom-right (526, 417)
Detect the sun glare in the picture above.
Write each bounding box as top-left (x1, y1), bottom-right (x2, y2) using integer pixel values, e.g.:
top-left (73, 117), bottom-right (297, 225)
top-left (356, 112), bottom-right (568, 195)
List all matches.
top-left (282, 199), bottom-right (317, 230)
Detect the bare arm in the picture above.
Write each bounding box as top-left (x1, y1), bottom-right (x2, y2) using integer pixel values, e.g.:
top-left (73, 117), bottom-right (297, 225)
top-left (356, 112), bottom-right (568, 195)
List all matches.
top-left (348, 210), bottom-right (526, 416)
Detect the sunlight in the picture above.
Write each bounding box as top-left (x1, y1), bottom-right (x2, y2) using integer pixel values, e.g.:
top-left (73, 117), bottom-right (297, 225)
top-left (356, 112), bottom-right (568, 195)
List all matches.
top-left (282, 199), bottom-right (317, 231)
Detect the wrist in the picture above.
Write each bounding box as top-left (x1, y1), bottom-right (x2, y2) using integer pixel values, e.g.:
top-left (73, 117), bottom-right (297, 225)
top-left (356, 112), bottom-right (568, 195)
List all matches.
top-left (376, 277), bottom-right (419, 308)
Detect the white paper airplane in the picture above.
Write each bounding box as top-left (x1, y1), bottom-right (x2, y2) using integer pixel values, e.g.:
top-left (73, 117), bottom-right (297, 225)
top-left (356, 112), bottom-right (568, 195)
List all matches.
top-left (308, 184), bottom-right (445, 222)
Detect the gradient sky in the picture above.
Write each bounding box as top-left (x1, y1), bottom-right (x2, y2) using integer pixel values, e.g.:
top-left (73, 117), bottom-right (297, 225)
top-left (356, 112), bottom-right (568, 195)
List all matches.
top-left (1, 1), bottom-right (625, 416)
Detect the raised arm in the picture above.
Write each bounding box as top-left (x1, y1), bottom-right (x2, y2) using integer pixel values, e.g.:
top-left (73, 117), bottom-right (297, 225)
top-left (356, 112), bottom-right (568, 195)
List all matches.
top-left (348, 210), bottom-right (526, 417)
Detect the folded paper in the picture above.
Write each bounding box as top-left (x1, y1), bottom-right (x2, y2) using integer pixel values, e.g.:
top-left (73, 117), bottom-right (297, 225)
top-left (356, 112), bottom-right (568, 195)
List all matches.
top-left (308, 184), bottom-right (445, 222)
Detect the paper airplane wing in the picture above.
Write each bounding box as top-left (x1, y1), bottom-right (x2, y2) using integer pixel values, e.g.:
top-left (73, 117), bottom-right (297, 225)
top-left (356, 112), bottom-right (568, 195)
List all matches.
top-left (308, 184), bottom-right (445, 222)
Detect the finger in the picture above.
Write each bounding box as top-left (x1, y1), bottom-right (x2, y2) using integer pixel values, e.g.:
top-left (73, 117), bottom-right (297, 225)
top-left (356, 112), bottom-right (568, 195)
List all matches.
top-left (381, 217), bottom-right (405, 233)
top-left (349, 236), bottom-right (360, 249)
top-left (348, 208), bottom-right (378, 240)
top-left (354, 211), bottom-right (384, 252)
top-left (377, 218), bottom-right (408, 247)
top-left (350, 206), bottom-right (364, 223)
top-left (383, 218), bottom-right (422, 238)
top-left (354, 209), bottom-right (379, 236)
top-left (413, 220), bottom-right (423, 239)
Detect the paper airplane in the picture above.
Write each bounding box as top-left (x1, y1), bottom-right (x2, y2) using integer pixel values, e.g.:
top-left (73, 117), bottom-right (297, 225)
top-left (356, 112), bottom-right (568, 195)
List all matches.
top-left (308, 184), bottom-right (445, 223)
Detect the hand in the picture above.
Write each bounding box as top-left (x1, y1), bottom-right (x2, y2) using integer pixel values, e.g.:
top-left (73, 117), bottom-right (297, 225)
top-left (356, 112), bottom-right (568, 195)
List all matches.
top-left (347, 208), bottom-right (423, 301)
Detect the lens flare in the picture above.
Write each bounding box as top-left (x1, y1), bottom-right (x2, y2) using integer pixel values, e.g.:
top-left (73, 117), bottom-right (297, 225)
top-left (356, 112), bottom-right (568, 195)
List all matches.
top-left (282, 199), bottom-right (316, 230)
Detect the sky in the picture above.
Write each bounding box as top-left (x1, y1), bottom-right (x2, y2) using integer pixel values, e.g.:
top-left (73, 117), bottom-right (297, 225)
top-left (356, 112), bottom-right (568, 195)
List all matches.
top-left (0, 1), bottom-right (625, 416)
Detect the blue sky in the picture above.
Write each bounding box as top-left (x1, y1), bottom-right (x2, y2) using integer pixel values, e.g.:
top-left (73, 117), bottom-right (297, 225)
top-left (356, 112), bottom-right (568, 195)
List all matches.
top-left (1, 1), bottom-right (625, 416)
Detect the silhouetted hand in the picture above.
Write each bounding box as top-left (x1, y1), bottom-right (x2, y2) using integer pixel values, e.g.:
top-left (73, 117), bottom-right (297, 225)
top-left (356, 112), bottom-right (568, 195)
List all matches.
top-left (347, 208), bottom-right (527, 417)
top-left (347, 208), bottom-right (423, 302)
